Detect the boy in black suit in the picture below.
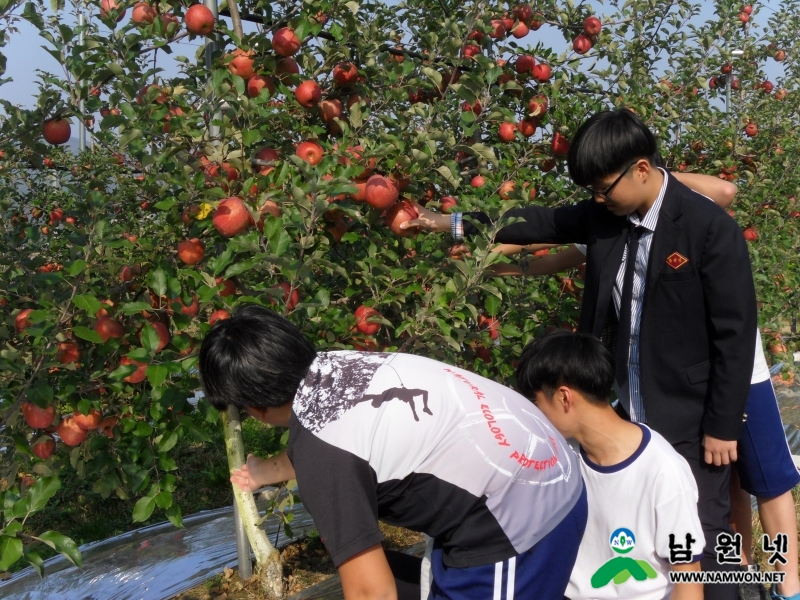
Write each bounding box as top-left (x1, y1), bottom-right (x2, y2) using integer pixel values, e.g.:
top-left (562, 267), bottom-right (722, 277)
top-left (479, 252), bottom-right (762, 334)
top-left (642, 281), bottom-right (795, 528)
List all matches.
top-left (404, 109), bottom-right (758, 600)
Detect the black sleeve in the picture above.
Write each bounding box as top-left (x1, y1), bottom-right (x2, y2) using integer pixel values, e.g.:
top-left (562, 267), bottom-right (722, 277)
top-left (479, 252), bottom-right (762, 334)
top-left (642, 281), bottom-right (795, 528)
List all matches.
top-left (287, 414), bottom-right (383, 567)
top-left (462, 200), bottom-right (593, 245)
top-left (699, 213), bottom-right (758, 440)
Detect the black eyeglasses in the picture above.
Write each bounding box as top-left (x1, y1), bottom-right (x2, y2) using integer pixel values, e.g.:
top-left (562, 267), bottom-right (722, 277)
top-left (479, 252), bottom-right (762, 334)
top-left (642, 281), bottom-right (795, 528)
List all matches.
top-left (581, 161), bottom-right (637, 200)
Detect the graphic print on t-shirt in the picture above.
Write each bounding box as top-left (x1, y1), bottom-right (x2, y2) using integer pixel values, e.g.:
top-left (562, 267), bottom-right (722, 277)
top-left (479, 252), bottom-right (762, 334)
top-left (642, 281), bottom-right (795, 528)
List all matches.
top-left (591, 528), bottom-right (657, 589)
top-left (293, 351), bottom-right (389, 432)
top-left (359, 387), bottom-right (432, 421)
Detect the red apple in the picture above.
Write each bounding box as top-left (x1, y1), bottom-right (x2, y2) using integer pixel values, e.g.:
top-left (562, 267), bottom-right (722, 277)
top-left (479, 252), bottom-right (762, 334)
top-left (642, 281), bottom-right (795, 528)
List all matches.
top-left (276, 57), bottom-right (300, 78)
top-left (349, 177), bottom-right (369, 202)
top-left (213, 197), bottom-right (251, 237)
top-left (275, 282), bottom-right (300, 310)
top-left (743, 226), bottom-right (758, 241)
top-left (100, 417), bottom-right (119, 439)
top-left (42, 119), bottom-right (71, 145)
top-left (462, 44), bottom-right (481, 59)
top-left (738, 12), bottom-right (750, 23)
top-left (583, 16), bottom-right (602, 36)
top-left (478, 314), bottom-right (500, 340)
top-left (177, 238), bottom-right (205, 265)
top-left (255, 147), bottom-right (279, 175)
top-left (132, 2), bottom-right (156, 24)
top-left (471, 175), bottom-right (486, 188)
top-left (139, 321), bottom-right (170, 353)
top-left (528, 95), bottom-right (548, 118)
top-left (499, 181), bottom-right (516, 200)
top-left (57, 417), bottom-right (87, 446)
top-left (742, 4), bottom-right (753, 14)
top-left (32, 436), bottom-right (56, 459)
top-left (333, 62), bottom-right (358, 86)
top-left (184, 4), bottom-right (214, 35)
top-left (552, 132), bottom-right (571, 156)
top-left (120, 356), bottom-right (148, 383)
top-left (365, 175), bottom-right (399, 210)
top-left (15, 308), bottom-right (34, 333)
top-left (518, 118), bottom-right (537, 137)
top-left (498, 121), bottom-right (517, 142)
top-left (355, 305), bottom-right (382, 335)
top-left (208, 310), bottom-right (231, 325)
top-left (216, 278), bottom-right (237, 297)
top-left (100, 0), bottom-right (125, 20)
top-left (57, 341), bottom-right (80, 364)
top-left (22, 402), bottom-right (55, 429)
top-left (573, 33), bottom-right (593, 54)
top-left (440, 196), bottom-right (457, 212)
top-left (247, 75), bottom-right (276, 98)
top-left (73, 408), bottom-right (102, 431)
top-left (295, 80), bottom-right (322, 108)
top-left (511, 22), bottom-right (529, 38)
top-left (488, 19), bottom-right (506, 39)
top-left (319, 98), bottom-right (343, 122)
top-left (228, 49), bottom-right (255, 79)
top-left (272, 27), bottom-right (300, 57)
top-left (516, 55), bottom-right (535, 75)
top-left (744, 122), bottom-right (758, 137)
top-left (296, 140), bottom-right (324, 165)
top-left (385, 200), bottom-right (419, 236)
top-left (95, 316), bottom-right (124, 342)
top-left (462, 101), bottom-right (482, 115)
top-left (532, 63), bottom-right (551, 82)
top-left (760, 80), bottom-right (774, 93)
top-left (774, 49), bottom-right (786, 62)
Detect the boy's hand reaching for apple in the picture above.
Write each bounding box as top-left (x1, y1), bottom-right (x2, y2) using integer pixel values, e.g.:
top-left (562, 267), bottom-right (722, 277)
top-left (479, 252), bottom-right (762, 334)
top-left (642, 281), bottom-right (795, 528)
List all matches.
top-left (401, 201), bottom-right (452, 232)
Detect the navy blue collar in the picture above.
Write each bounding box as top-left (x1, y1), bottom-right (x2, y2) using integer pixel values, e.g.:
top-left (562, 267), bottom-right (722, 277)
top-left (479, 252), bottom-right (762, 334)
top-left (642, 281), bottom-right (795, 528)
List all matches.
top-left (580, 423), bottom-right (650, 473)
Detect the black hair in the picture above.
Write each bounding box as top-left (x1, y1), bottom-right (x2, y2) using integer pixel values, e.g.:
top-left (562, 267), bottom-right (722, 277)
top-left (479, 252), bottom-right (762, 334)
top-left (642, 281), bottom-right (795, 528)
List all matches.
top-left (515, 330), bottom-right (614, 405)
top-left (567, 109), bottom-right (659, 187)
top-left (199, 304), bottom-right (317, 410)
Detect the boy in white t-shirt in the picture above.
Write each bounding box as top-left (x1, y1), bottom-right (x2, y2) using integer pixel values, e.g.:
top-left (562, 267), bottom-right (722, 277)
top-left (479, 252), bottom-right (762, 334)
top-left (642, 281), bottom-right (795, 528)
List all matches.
top-left (515, 330), bottom-right (704, 600)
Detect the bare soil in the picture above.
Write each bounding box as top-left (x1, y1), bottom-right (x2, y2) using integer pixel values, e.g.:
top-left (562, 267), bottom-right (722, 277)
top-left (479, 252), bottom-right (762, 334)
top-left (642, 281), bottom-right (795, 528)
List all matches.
top-left (171, 523), bottom-right (425, 600)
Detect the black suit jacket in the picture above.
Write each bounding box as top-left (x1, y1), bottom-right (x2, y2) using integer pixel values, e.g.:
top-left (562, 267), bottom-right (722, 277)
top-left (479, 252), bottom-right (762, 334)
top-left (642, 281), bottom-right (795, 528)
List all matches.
top-left (465, 173), bottom-right (757, 444)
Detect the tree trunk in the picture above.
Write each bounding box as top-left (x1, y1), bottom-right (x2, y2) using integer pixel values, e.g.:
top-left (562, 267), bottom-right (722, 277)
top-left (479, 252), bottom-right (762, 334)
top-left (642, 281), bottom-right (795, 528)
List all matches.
top-left (223, 405), bottom-right (284, 598)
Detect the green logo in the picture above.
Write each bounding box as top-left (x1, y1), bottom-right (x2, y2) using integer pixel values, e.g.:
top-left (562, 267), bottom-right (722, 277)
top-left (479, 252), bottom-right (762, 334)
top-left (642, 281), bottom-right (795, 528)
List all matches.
top-left (590, 528), bottom-right (658, 589)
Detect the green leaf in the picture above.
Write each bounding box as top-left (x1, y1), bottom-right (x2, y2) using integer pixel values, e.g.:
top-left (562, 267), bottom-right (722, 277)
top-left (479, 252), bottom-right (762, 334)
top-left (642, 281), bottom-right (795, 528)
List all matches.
top-left (73, 294), bottom-right (102, 316)
top-left (66, 260), bottom-right (87, 276)
top-left (28, 475), bottom-right (60, 512)
top-left (146, 364), bottom-right (169, 388)
top-left (140, 322), bottom-right (161, 353)
top-left (154, 490), bottom-right (172, 509)
top-left (119, 128), bottom-right (143, 148)
top-left (134, 421), bottom-right (154, 437)
top-left (157, 429), bottom-right (179, 452)
top-left (166, 504), bottom-right (182, 528)
top-left (132, 495), bottom-right (156, 523)
top-left (120, 302), bottom-right (153, 314)
top-left (149, 268), bottom-right (167, 297)
top-left (470, 143), bottom-right (497, 165)
top-left (0, 535), bottom-right (23, 570)
top-left (37, 532), bottom-right (82, 567)
top-left (24, 548), bottom-right (44, 578)
top-left (72, 326), bottom-right (104, 344)
top-left (154, 199), bottom-right (176, 210)
top-left (484, 295), bottom-right (501, 316)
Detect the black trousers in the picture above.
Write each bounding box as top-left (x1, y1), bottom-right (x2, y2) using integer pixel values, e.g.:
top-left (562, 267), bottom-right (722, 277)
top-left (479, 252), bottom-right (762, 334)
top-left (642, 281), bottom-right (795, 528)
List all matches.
top-left (674, 438), bottom-right (739, 600)
top-left (386, 550), bottom-right (422, 600)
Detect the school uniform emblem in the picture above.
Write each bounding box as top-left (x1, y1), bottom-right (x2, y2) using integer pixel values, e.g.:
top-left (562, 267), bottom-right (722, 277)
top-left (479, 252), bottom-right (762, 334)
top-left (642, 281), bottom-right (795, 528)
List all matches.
top-left (666, 252), bottom-right (689, 270)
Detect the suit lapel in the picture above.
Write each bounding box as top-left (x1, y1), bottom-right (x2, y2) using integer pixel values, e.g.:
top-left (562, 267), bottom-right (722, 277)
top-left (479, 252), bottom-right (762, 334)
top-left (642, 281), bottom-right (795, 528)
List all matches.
top-left (645, 174), bottom-right (683, 299)
top-left (591, 227), bottom-right (629, 337)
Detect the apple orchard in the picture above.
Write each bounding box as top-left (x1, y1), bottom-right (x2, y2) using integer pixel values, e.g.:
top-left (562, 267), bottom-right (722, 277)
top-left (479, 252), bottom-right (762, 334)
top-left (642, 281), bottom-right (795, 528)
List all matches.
top-left (1, 0), bottom-right (799, 584)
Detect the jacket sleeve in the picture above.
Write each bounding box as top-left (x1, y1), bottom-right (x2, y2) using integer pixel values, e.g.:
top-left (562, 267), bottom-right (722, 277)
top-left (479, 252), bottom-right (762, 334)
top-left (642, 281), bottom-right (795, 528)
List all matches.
top-left (698, 213), bottom-right (758, 440)
top-left (461, 200), bottom-right (592, 245)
